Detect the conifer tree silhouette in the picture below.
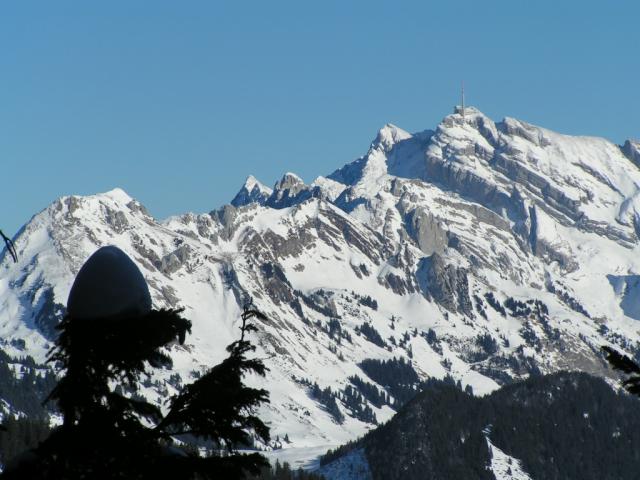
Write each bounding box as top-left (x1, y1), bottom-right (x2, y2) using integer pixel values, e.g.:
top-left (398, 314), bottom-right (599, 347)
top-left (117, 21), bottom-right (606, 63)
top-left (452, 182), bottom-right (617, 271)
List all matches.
top-left (0, 229), bottom-right (17, 263)
top-left (2, 306), bottom-right (271, 480)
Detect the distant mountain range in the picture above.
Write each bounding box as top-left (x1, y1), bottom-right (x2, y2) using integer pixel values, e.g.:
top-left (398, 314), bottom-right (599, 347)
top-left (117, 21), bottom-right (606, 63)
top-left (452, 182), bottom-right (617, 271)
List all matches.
top-left (2, 106), bottom-right (640, 470)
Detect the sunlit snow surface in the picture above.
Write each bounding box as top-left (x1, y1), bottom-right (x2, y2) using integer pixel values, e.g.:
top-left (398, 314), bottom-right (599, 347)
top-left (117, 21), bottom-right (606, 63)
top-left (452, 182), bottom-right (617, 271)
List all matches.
top-left (262, 445), bottom-right (334, 471)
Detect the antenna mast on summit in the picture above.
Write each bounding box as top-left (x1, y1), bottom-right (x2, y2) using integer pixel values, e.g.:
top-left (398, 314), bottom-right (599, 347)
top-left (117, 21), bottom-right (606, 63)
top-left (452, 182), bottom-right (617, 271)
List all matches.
top-left (461, 80), bottom-right (466, 123)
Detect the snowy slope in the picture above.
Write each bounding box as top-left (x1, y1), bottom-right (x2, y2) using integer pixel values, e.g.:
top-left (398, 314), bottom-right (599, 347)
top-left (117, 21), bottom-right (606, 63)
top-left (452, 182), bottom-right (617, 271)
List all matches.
top-left (486, 435), bottom-right (532, 480)
top-left (1, 106), bottom-right (640, 458)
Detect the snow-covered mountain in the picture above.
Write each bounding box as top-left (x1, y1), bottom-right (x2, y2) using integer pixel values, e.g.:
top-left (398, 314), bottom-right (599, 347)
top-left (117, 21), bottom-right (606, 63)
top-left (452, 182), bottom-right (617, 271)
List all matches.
top-left (2, 106), bottom-right (640, 454)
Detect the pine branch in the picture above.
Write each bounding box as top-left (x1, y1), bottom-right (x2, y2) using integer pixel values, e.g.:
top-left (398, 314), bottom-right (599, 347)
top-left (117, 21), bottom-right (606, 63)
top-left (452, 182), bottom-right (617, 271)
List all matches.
top-left (602, 346), bottom-right (640, 375)
top-left (46, 309), bottom-right (191, 428)
top-left (0, 229), bottom-right (17, 263)
top-left (602, 345), bottom-right (640, 397)
top-left (157, 307), bottom-right (271, 450)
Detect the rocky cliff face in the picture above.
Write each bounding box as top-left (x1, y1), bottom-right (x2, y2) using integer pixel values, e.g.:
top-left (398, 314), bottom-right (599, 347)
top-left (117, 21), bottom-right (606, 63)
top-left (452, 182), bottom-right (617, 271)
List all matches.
top-left (1, 107), bottom-right (640, 453)
top-left (622, 139), bottom-right (640, 168)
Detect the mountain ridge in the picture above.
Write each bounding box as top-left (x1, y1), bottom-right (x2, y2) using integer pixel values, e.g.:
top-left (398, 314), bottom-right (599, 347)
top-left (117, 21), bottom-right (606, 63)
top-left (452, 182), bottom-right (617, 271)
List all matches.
top-left (320, 371), bottom-right (640, 480)
top-left (1, 106), bottom-right (639, 459)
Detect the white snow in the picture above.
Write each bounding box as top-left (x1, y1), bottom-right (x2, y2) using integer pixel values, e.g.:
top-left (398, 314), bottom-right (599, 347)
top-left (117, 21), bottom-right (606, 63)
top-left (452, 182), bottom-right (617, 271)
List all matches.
top-left (486, 434), bottom-right (532, 480)
top-left (312, 176), bottom-right (347, 201)
top-left (262, 445), bottom-right (333, 471)
top-left (372, 123), bottom-right (412, 153)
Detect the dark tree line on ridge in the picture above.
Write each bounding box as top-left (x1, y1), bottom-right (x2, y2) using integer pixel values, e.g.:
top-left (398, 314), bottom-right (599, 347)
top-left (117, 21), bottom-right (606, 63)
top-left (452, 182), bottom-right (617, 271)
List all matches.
top-left (322, 371), bottom-right (640, 480)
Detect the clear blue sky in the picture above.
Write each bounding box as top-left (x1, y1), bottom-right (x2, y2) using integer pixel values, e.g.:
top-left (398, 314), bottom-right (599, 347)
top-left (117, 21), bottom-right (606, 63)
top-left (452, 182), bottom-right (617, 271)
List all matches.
top-left (1, 1), bottom-right (638, 236)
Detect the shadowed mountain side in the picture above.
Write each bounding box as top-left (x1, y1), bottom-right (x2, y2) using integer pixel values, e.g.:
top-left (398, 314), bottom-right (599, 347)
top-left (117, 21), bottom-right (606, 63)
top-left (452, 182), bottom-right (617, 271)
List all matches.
top-left (321, 372), bottom-right (640, 480)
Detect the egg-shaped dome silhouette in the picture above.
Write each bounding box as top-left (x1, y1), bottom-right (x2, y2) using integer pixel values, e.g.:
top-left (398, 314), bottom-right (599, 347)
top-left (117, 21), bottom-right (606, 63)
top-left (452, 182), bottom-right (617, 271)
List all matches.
top-left (67, 245), bottom-right (152, 320)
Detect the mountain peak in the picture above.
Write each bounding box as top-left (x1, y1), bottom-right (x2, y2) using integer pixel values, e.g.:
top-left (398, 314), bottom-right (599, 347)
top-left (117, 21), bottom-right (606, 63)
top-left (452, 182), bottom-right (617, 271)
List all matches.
top-left (371, 123), bottom-right (412, 153)
top-left (265, 172), bottom-right (312, 208)
top-left (274, 172), bottom-right (304, 190)
top-left (281, 171), bottom-right (303, 182)
top-left (231, 175), bottom-right (272, 207)
top-left (99, 188), bottom-right (133, 205)
top-left (443, 105), bottom-right (493, 127)
top-left (453, 105), bottom-right (484, 116)
top-left (434, 106), bottom-right (500, 148)
top-left (243, 175), bottom-right (271, 193)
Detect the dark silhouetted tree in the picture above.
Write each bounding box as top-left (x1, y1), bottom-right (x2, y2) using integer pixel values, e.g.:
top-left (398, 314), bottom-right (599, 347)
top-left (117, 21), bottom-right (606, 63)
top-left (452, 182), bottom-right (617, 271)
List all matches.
top-left (1, 307), bottom-right (271, 480)
top-left (0, 229), bottom-right (17, 263)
